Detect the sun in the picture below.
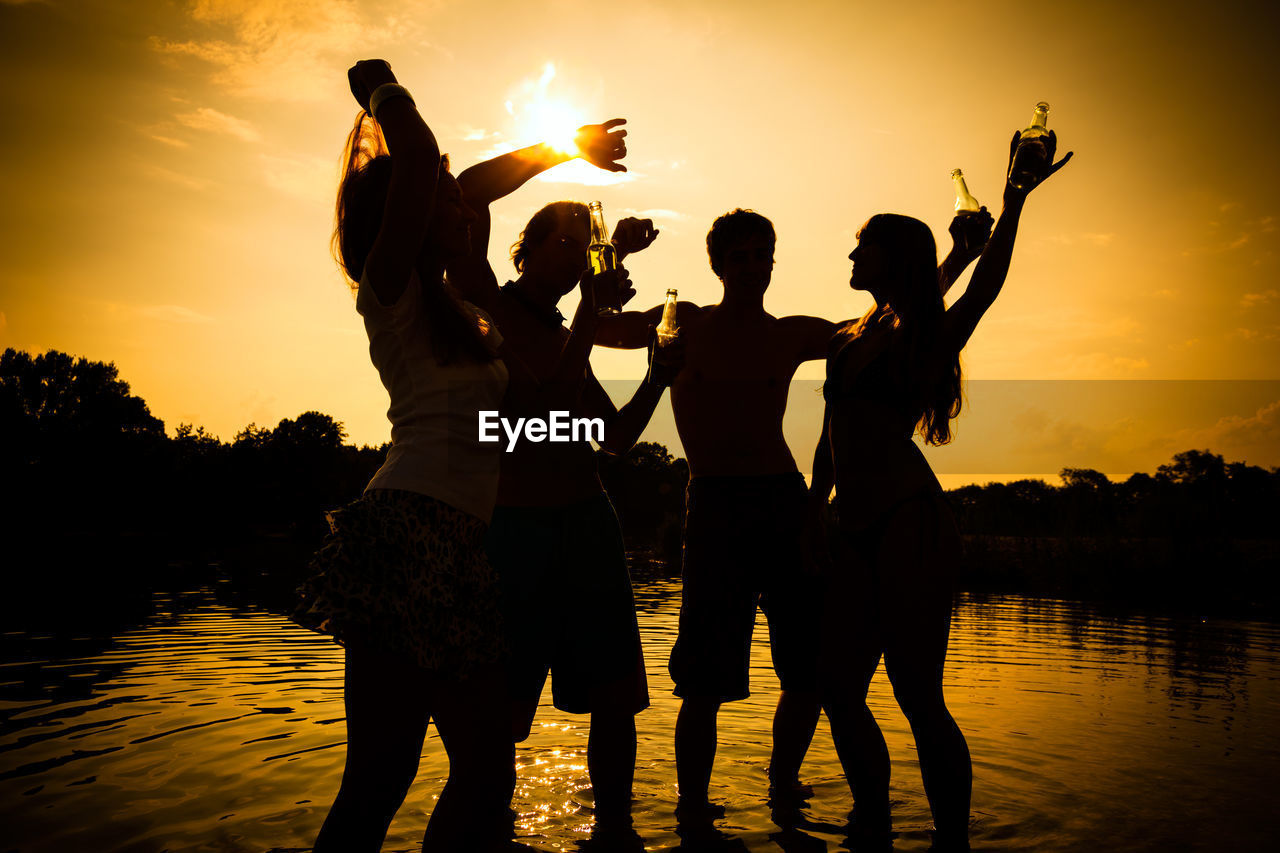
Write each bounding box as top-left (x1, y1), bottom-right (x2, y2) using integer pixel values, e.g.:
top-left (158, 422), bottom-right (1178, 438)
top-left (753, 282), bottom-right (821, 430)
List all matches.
top-left (508, 63), bottom-right (586, 156)
top-left (525, 99), bottom-right (585, 156)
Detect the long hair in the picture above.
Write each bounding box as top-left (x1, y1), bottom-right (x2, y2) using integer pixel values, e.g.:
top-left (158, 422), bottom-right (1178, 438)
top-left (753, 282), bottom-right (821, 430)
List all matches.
top-left (332, 111), bottom-right (495, 365)
top-left (859, 213), bottom-right (962, 445)
top-left (510, 200), bottom-right (589, 272)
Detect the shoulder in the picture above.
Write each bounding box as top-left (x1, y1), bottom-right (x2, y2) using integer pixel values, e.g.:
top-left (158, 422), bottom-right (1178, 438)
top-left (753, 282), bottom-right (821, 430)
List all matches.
top-left (777, 314), bottom-right (838, 335)
top-left (676, 301), bottom-right (708, 323)
top-left (357, 267), bottom-right (422, 326)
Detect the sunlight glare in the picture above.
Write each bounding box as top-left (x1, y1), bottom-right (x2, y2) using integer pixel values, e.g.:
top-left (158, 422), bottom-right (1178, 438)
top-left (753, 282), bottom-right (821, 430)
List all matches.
top-left (510, 63), bottom-right (585, 156)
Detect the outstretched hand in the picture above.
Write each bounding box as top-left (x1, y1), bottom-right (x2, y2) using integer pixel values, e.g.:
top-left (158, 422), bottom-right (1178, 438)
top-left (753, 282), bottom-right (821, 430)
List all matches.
top-left (575, 118), bottom-right (628, 173)
top-left (1005, 129), bottom-right (1073, 200)
top-left (645, 325), bottom-right (685, 388)
top-left (347, 59), bottom-right (396, 113)
top-left (948, 206), bottom-right (993, 259)
top-left (577, 266), bottom-right (633, 317)
top-left (613, 217), bottom-right (660, 259)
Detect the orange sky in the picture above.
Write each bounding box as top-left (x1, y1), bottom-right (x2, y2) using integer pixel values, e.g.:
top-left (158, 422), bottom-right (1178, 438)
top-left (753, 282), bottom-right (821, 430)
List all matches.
top-left (2, 0), bottom-right (1278, 481)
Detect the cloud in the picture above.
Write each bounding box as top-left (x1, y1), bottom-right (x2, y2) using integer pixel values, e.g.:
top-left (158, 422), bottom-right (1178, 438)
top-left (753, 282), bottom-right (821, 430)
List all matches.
top-left (1153, 289), bottom-right (1178, 299)
top-left (260, 152), bottom-right (334, 203)
top-left (135, 305), bottom-right (217, 325)
top-left (148, 134), bottom-right (191, 149)
top-left (151, 0), bottom-right (424, 103)
top-left (1240, 289), bottom-right (1278, 308)
top-left (140, 163), bottom-right (212, 191)
top-left (532, 159), bottom-right (637, 187)
top-left (453, 124), bottom-right (499, 143)
top-left (619, 208), bottom-right (688, 222)
top-left (175, 107), bottom-right (261, 142)
top-left (1166, 400), bottom-right (1280, 465)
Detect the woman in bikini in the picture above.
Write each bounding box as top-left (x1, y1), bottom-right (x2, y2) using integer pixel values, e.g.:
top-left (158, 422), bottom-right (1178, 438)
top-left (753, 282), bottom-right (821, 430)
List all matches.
top-left (807, 128), bottom-right (1071, 847)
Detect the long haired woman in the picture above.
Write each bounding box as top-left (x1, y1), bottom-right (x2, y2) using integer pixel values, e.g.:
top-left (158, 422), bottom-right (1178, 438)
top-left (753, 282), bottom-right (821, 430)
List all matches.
top-left (808, 129), bottom-right (1071, 848)
top-left (291, 60), bottom-right (513, 852)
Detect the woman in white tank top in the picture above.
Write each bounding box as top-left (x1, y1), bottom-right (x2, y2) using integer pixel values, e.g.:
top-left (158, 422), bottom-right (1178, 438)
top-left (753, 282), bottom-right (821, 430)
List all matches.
top-left (291, 60), bottom-right (513, 852)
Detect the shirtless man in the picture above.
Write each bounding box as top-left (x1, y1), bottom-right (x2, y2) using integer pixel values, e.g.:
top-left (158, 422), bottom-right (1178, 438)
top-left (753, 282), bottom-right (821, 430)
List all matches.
top-left (449, 120), bottom-right (676, 833)
top-left (594, 206), bottom-right (991, 817)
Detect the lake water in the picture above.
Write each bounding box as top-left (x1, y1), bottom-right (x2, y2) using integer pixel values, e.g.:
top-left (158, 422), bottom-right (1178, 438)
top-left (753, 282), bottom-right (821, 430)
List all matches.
top-left (2, 579), bottom-right (1278, 852)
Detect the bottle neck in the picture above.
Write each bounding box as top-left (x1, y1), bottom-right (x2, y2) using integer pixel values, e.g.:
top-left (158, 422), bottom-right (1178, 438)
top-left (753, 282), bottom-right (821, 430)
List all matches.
top-left (588, 204), bottom-right (608, 244)
top-left (953, 175), bottom-right (979, 212)
top-left (1025, 106), bottom-right (1049, 137)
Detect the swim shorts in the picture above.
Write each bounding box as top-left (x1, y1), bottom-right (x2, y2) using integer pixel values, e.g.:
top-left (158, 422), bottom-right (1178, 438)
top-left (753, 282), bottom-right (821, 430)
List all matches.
top-left (484, 493), bottom-right (649, 715)
top-left (668, 472), bottom-right (818, 702)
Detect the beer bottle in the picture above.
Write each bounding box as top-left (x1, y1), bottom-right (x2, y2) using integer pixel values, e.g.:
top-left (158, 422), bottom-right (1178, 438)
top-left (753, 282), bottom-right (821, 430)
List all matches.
top-left (656, 289), bottom-right (679, 346)
top-left (1008, 101), bottom-right (1051, 191)
top-left (587, 201), bottom-right (621, 315)
top-left (951, 168), bottom-right (981, 214)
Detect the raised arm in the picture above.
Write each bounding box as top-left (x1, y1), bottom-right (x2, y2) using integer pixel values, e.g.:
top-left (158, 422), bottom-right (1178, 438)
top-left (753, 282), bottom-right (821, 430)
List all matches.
top-left (581, 324), bottom-right (684, 453)
top-left (938, 208), bottom-right (994, 296)
top-left (578, 366), bottom-right (665, 455)
top-left (942, 130), bottom-right (1072, 353)
top-left (450, 121), bottom-right (628, 308)
top-left (348, 61), bottom-right (440, 307)
top-left (785, 315), bottom-right (840, 363)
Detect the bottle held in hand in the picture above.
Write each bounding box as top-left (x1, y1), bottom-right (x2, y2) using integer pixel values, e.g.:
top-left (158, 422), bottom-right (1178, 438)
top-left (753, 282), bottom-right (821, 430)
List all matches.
top-left (951, 168), bottom-right (982, 213)
top-left (656, 288), bottom-right (679, 346)
top-left (587, 201), bottom-right (621, 315)
top-left (1009, 101), bottom-right (1051, 191)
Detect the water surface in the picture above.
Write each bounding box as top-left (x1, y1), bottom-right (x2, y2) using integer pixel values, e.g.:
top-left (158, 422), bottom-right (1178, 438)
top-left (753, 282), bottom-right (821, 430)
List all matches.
top-left (2, 582), bottom-right (1278, 851)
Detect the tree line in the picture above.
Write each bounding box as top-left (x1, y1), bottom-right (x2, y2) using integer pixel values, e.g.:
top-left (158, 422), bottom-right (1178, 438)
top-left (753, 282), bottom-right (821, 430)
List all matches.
top-left (3, 348), bottom-right (1277, 621)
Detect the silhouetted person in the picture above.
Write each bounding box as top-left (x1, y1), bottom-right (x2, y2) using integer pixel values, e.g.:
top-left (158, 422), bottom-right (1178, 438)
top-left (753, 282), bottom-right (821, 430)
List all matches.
top-left (291, 59), bottom-right (526, 852)
top-left (447, 127), bottom-right (679, 832)
top-left (595, 207), bottom-right (991, 817)
top-left (807, 130), bottom-right (1071, 848)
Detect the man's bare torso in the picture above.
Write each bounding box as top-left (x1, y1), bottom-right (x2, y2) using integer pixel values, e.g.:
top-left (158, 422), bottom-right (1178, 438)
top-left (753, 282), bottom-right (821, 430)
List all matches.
top-left (671, 304), bottom-right (821, 478)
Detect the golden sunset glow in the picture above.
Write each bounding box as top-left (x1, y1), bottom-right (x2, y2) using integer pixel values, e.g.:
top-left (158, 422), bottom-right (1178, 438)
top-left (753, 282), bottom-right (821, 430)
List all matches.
top-left (1, 0), bottom-right (1276, 481)
top-left (508, 63), bottom-right (585, 155)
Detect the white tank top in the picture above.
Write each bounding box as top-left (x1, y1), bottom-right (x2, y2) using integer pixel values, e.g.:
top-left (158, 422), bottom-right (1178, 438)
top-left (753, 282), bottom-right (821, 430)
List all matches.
top-left (357, 269), bottom-right (509, 523)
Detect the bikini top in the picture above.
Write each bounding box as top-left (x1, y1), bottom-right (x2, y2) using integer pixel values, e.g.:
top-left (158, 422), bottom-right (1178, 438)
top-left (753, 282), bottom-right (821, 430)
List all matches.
top-left (823, 324), bottom-right (924, 427)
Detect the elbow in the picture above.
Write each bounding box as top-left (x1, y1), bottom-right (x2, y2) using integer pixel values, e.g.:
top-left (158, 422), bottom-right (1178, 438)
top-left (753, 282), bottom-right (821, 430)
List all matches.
top-left (597, 421), bottom-right (636, 456)
top-left (597, 432), bottom-right (630, 457)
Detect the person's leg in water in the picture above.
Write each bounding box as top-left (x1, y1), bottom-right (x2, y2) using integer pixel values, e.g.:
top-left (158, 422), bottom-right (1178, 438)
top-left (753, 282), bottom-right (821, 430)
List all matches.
top-left (424, 666), bottom-right (516, 852)
top-left (880, 495), bottom-right (971, 848)
top-left (674, 695), bottom-right (726, 817)
top-left (769, 689), bottom-right (821, 796)
top-left (819, 529), bottom-right (892, 838)
top-left (548, 495), bottom-right (649, 826)
top-left (763, 572), bottom-right (823, 798)
top-left (587, 677), bottom-right (639, 824)
top-left (312, 645), bottom-right (431, 853)
top-left (669, 476), bottom-right (759, 819)
top-left (757, 474), bottom-right (823, 797)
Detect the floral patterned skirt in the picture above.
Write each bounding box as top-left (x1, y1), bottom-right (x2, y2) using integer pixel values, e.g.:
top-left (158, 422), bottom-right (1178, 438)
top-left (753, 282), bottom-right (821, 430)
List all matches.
top-left (291, 489), bottom-right (506, 679)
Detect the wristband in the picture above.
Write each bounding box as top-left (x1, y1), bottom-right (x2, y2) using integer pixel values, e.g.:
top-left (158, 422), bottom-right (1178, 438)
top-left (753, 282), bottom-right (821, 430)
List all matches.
top-left (369, 83), bottom-right (415, 121)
